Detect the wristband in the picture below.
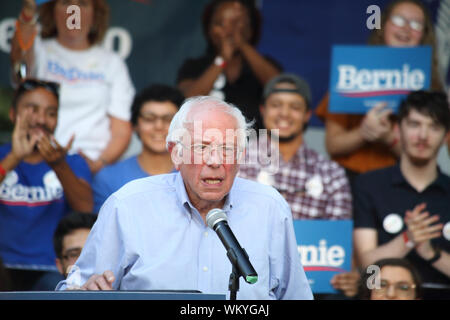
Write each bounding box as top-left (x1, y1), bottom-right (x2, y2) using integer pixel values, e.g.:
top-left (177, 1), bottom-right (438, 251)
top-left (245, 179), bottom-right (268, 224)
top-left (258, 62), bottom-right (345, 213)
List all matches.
top-left (426, 248), bottom-right (441, 264)
top-left (403, 231), bottom-right (415, 249)
top-left (0, 163), bottom-right (6, 177)
top-left (214, 56), bottom-right (227, 69)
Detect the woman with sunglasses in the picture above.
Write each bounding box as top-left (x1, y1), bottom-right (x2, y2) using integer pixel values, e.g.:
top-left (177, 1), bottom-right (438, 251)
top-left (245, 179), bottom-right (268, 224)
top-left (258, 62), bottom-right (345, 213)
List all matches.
top-left (316, 0), bottom-right (444, 182)
top-left (10, 0), bottom-right (135, 174)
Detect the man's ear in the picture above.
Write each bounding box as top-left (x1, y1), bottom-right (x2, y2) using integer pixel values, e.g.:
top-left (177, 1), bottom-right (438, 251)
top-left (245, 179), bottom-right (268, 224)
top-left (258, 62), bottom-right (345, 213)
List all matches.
top-left (9, 106), bottom-right (16, 123)
top-left (168, 142), bottom-right (182, 169)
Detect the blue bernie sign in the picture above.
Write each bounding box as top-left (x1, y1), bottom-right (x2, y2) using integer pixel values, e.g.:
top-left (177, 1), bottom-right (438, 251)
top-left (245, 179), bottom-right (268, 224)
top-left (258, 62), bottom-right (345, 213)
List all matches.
top-left (293, 220), bottom-right (353, 294)
top-left (329, 45), bottom-right (431, 114)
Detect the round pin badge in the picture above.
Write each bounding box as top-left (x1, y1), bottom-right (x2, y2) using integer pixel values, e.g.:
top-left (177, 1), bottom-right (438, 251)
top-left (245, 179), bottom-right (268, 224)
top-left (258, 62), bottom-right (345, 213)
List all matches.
top-left (443, 222), bottom-right (450, 241)
top-left (383, 213), bottom-right (404, 234)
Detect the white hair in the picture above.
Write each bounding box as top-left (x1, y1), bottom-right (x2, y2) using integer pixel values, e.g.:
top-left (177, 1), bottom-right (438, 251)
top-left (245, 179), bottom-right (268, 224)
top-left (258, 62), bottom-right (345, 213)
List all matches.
top-left (166, 96), bottom-right (253, 151)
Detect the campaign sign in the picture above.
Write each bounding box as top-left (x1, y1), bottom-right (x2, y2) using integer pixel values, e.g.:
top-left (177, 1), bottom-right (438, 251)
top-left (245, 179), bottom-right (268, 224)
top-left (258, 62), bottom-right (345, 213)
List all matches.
top-left (293, 220), bottom-right (353, 293)
top-left (329, 45), bottom-right (431, 114)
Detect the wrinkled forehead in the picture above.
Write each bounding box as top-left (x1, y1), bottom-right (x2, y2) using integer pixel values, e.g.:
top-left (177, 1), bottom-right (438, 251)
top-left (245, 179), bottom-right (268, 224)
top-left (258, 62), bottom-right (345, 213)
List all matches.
top-left (183, 104), bottom-right (240, 143)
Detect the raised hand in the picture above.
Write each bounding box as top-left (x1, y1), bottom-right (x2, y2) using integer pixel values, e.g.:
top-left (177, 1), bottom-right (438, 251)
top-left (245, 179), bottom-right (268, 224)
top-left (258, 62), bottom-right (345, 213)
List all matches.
top-left (37, 134), bottom-right (74, 166)
top-left (11, 108), bottom-right (41, 161)
top-left (360, 103), bottom-right (393, 143)
top-left (404, 203), bottom-right (443, 246)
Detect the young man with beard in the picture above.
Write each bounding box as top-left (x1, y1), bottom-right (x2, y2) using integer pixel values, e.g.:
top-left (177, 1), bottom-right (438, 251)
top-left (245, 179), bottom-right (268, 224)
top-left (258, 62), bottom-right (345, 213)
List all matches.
top-left (353, 91), bottom-right (450, 299)
top-left (0, 79), bottom-right (92, 290)
top-left (239, 74), bottom-right (352, 220)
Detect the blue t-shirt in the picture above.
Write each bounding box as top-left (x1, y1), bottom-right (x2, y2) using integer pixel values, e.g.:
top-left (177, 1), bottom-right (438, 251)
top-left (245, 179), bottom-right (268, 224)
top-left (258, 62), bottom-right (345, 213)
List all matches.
top-left (0, 143), bottom-right (92, 270)
top-left (92, 156), bottom-right (149, 213)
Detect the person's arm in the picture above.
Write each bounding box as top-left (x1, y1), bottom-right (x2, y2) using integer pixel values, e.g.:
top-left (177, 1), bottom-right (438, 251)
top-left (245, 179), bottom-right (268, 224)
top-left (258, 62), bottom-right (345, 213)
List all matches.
top-left (81, 116), bottom-right (132, 174)
top-left (353, 228), bottom-right (412, 269)
top-left (326, 103), bottom-right (395, 158)
top-left (37, 135), bottom-right (93, 213)
top-left (10, 0), bottom-right (38, 83)
top-left (178, 63), bottom-right (224, 98)
top-left (271, 199), bottom-right (313, 300)
top-left (57, 195), bottom-right (131, 290)
top-left (239, 43), bottom-right (280, 85)
top-left (0, 109), bottom-right (39, 183)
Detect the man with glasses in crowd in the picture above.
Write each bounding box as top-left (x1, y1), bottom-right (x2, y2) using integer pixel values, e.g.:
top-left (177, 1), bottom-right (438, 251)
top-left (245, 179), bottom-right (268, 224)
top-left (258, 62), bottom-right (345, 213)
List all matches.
top-left (56, 95), bottom-right (313, 300)
top-left (92, 84), bottom-right (183, 212)
top-left (0, 79), bottom-right (93, 290)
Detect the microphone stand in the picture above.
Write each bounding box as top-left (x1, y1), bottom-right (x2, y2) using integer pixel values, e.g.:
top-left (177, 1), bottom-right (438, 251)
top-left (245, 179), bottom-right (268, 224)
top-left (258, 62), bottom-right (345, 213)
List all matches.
top-left (229, 264), bottom-right (240, 301)
top-left (226, 247), bottom-right (246, 301)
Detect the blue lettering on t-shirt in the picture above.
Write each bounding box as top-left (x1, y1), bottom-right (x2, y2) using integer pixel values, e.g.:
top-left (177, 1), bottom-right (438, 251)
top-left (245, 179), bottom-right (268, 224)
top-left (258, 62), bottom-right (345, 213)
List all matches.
top-left (46, 61), bottom-right (105, 82)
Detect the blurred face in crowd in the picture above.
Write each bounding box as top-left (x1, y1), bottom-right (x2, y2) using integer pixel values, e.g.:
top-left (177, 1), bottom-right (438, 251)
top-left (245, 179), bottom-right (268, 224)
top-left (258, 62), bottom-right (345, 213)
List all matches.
top-left (209, 1), bottom-right (252, 52)
top-left (136, 101), bottom-right (179, 154)
top-left (399, 109), bottom-right (447, 166)
top-left (10, 87), bottom-right (59, 140)
top-left (172, 106), bottom-right (240, 213)
top-left (54, 0), bottom-right (95, 45)
top-left (371, 266), bottom-right (417, 300)
top-left (55, 228), bottom-right (91, 278)
top-left (261, 83), bottom-right (311, 142)
top-left (384, 2), bottom-right (425, 47)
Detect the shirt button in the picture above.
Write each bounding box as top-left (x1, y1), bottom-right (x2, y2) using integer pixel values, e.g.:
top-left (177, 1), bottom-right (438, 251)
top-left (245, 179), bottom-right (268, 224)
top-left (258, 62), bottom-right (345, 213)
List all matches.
top-left (203, 266), bottom-right (208, 272)
top-left (204, 231), bottom-right (208, 237)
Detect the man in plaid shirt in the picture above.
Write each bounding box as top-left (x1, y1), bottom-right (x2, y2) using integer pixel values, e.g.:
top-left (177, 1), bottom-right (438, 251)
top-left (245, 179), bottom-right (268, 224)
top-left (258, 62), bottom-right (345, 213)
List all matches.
top-left (239, 73), bottom-right (352, 220)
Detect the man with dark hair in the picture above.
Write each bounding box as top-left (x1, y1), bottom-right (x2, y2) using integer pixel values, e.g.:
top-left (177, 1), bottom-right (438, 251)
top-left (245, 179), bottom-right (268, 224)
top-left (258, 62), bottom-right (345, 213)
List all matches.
top-left (0, 79), bottom-right (93, 290)
top-left (353, 90), bottom-right (450, 299)
top-left (239, 73), bottom-right (352, 220)
top-left (92, 84), bottom-right (184, 212)
top-left (54, 212), bottom-right (97, 278)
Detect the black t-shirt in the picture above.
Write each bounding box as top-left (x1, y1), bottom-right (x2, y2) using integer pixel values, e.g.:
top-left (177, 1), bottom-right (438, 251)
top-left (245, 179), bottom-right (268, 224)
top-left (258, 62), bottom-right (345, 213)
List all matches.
top-left (353, 164), bottom-right (450, 286)
top-left (177, 53), bottom-right (282, 130)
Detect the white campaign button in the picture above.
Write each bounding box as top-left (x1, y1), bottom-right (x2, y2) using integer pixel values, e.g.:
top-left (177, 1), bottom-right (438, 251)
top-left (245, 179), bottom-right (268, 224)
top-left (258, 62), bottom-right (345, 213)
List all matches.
top-left (443, 222), bottom-right (450, 241)
top-left (306, 175), bottom-right (323, 199)
top-left (383, 213), bottom-right (403, 234)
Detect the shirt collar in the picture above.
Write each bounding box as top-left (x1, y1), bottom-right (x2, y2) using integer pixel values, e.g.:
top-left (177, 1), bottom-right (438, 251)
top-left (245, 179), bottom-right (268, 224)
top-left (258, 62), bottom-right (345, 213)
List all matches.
top-left (391, 163), bottom-right (450, 192)
top-left (174, 171), bottom-right (234, 218)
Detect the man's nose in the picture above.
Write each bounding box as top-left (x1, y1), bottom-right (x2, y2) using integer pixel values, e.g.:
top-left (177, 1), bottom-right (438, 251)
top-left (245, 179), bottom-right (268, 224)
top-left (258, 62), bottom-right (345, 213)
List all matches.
top-left (205, 147), bottom-right (222, 167)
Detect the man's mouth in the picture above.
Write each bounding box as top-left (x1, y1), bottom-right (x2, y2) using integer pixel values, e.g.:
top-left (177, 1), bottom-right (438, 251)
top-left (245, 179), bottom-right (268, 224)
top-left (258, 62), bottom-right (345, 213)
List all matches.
top-left (203, 178), bottom-right (223, 185)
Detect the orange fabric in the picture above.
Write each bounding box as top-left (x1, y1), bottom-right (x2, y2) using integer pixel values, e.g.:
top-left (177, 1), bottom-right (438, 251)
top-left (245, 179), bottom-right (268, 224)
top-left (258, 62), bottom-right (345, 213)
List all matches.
top-left (315, 93), bottom-right (397, 173)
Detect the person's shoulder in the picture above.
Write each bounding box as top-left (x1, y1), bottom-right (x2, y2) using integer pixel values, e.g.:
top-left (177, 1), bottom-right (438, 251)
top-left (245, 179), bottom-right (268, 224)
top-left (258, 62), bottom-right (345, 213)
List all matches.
top-left (354, 165), bottom-right (395, 189)
top-left (304, 146), bottom-right (343, 172)
top-left (113, 172), bottom-right (177, 200)
top-left (234, 177), bottom-right (287, 205)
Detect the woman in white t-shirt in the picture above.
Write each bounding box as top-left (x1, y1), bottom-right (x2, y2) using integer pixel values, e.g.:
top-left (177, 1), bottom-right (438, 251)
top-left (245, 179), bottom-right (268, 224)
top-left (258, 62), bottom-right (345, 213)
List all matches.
top-left (11, 0), bottom-right (135, 173)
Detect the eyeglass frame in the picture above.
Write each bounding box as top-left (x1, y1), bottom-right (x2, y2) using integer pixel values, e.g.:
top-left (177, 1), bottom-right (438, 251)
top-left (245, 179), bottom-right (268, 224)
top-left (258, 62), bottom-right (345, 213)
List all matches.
top-left (389, 14), bottom-right (424, 32)
top-left (176, 141), bottom-right (242, 161)
top-left (372, 279), bottom-right (417, 297)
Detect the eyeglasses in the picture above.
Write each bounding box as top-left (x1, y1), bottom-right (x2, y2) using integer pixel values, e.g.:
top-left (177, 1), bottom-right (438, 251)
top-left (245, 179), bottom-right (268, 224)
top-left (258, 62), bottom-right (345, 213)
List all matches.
top-left (178, 142), bottom-right (239, 158)
top-left (61, 248), bottom-right (82, 261)
top-left (390, 15), bottom-right (424, 32)
top-left (139, 113), bottom-right (174, 125)
top-left (373, 280), bottom-right (416, 298)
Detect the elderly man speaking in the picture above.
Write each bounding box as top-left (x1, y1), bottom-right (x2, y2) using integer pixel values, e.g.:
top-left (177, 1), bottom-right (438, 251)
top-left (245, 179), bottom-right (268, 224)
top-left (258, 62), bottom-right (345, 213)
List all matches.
top-left (57, 96), bottom-right (312, 300)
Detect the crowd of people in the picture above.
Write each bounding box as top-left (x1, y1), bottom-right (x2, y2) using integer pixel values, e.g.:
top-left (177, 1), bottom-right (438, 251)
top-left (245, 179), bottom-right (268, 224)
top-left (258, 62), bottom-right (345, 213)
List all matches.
top-left (0, 0), bottom-right (449, 300)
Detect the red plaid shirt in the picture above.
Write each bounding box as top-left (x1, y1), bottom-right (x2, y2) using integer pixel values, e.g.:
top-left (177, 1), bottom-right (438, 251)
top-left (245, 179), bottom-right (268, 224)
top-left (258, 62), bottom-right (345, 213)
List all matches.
top-left (239, 143), bottom-right (352, 220)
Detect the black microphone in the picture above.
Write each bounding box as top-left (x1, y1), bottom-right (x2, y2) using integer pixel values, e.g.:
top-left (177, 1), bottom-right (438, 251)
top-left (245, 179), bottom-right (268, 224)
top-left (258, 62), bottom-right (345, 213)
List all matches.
top-left (206, 208), bottom-right (258, 284)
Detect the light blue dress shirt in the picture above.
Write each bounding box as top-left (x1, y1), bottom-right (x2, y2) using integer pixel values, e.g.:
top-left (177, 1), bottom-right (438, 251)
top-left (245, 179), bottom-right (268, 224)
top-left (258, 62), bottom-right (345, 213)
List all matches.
top-left (57, 172), bottom-right (313, 300)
